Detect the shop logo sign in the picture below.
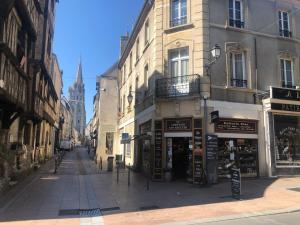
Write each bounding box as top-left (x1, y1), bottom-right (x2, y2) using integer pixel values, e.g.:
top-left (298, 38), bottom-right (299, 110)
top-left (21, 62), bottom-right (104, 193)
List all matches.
top-left (271, 87), bottom-right (300, 101)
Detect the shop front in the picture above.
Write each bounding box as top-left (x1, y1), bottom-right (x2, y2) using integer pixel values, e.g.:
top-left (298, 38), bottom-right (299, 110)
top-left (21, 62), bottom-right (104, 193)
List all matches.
top-left (264, 87), bottom-right (300, 176)
top-left (214, 118), bottom-right (259, 178)
top-left (153, 117), bottom-right (203, 183)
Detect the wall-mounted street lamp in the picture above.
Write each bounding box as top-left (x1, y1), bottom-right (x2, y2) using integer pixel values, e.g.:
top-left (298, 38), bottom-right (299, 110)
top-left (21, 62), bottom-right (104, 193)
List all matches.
top-left (127, 91), bottom-right (141, 105)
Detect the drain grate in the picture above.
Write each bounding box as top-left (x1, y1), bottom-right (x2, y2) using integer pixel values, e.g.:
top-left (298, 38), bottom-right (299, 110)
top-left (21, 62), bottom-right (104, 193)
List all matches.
top-left (58, 209), bottom-right (79, 216)
top-left (139, 205), bottom-right (159, 211)
top-left (100, 207), bottom-right (120, 212)
top-left (289, 187), bottom-right (300, 192)
top-left (80, 208), bottom-right (102, 217)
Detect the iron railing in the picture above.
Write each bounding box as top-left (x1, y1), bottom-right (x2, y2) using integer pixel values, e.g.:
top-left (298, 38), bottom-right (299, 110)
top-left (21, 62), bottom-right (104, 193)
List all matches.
top-left (170, 16), bottom-right (187, 27)
top-left (156, 74), bottom-right (200, 98)
top-left (231, 79), bottom-right (248, 88)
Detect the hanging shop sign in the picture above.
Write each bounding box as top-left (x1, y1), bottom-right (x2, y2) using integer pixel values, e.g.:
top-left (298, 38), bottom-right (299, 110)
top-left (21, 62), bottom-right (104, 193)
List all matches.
top-left (206, 134), bottom-right (218, 184)
top-left (164, 118), bottom-right (192, 132)
top-left (231, 168), bottom-right (241, 200)
top-left (271, 103), bottom-right (300, 112)
top-left (271, 87), bottom-right (300, 101)
top-left (153, 120), bottom-right (163, 180)
top-left (121, 133), bottom-right (131, 144)
top-left (215, 118), bottom-right (258, 134)
top-left (210, 111), bottom-right (219, 123)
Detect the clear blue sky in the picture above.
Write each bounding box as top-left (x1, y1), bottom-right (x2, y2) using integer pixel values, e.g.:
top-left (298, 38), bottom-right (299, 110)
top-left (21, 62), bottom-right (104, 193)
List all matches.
top-left (53, 0), bottom-right (144, 123)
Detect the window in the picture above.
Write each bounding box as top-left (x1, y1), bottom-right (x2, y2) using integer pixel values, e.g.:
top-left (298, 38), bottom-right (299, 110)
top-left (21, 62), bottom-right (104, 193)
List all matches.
top-left (230, 52), bottom-right (247, 88)
top-left (136, 38), bottom-right (140, 61)
top-left (122, 94), bottom-right (126, 113)
top-left (279, 11), bottom-right (291, 38)
top-left (129, 52), bottom-right (132, 73)
top-left (171, 0), bottom-right (187, 27)
top-left (145, 20), bottom-right (150, 46)
top-left (229, 0), bottom-right (244, 28)
top-left (169, 48), bottom-right (189, 78)
top-left (280, 59), bottom-right (294, 88)
top-left (123, 64), bottom-right (126, 82)
top-left (144, 64), bottom-right (149, 87)
top-left (135, 77), bottom-right (139, 104)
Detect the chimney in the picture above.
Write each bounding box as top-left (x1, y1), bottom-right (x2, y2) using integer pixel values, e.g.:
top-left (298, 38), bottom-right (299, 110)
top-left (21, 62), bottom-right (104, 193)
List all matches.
top-left (120, 32), bottom-right (129, 58)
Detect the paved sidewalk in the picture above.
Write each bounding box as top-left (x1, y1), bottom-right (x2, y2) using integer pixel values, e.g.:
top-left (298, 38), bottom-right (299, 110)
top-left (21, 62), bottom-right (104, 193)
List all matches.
top-left (0, 147), bottom-right (300, 225)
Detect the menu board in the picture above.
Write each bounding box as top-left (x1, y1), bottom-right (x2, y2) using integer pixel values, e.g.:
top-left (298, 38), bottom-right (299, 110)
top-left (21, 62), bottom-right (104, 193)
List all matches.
top-left (154, 120), bottom-right (163, 180)
top-left (193, 119), bottom-right (203, 184)
top-left (215, 118), bottom-right (257, 134)
top-left (193, 154), bottom-right (202, 184)
top-left (206, 134), bottom-right (218, 184)
top-left (231, 168), bottom-right (241, 199)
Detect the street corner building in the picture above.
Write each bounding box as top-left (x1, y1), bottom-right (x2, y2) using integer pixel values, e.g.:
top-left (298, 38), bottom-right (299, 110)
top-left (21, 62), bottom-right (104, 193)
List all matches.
top-left (0, 0), bottom-right (61, 192)
top-left (113, 0), bottom-right (300, 183)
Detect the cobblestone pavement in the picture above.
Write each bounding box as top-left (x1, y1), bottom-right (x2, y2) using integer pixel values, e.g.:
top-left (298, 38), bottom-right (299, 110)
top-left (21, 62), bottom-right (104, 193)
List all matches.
top-left (0, 147), bottom-right (300, 225)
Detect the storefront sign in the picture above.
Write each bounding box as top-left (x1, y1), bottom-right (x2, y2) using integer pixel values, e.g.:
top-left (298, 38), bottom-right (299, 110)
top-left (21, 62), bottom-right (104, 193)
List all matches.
top-left (231, 168), bottom-right (241, 199)
top-left (193, 153), bottom-right (202, 184)
top-left (271, 103), bottom-right (300, 112)
top-left (210, 111), bottom-right (219, 123)
top-left (121, 133), bottom-right (131, 144)
top-left (165, 118), bottom-right (192, 132)
top-left (154, 120), bottom-right (163, 180)
top-left (271, 87), bottom-right (300, 101)
top-left (206, 134), bottom-right (218, 184)
top-left (215, 118), bottom-right (258, 134)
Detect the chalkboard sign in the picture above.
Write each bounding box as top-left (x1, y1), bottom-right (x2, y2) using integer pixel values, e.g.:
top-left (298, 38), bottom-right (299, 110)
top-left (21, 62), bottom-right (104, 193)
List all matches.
top-left (206, 134), bottom-right (218, 184)
top-left (154, 120), bottom-right (163, 180)
top-left (193, 154), bottom-right (202, 184)
top-left (231, 168), bottom-right (241, 199)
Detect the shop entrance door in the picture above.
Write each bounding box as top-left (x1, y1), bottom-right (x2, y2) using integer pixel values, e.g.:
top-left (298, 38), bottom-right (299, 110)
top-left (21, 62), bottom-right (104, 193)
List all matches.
top-left (171, 137), bottom-right (191, 179)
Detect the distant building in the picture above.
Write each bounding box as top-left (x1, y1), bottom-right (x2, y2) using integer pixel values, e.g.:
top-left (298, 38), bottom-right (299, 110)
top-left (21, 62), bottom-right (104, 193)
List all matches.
top-left (68, 61), bottom-right (86, 140)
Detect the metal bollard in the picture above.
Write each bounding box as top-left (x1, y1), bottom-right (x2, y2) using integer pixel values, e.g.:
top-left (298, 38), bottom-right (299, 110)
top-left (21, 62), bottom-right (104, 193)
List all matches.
top-left (117, 164), bottom-right (119, 184)
top-left (128, 163), bottom-right (131, 186)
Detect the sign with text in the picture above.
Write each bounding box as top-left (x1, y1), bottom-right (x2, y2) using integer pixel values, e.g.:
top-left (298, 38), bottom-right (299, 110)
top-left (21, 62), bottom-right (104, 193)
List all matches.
top-left (231, 168), bottom-right (241, 200)
top-left (121, 133), bottom-right (131, 144)
top-left (271, 87), bottom-right (300, 101)
top-left (154, 120), bottom-right (163, 180)
top-left (164, 118), bottom-right (192, 132)
top-left (206, 134), bottom-right (218, 184)
top-left (193, 153), bottom-right (202, 184)
top-left (271, 103), bottom-right (300, 112)
top-left (210, 111), bottom-right (219, 123)
top-left (215, 118), bottom-right (258, 134)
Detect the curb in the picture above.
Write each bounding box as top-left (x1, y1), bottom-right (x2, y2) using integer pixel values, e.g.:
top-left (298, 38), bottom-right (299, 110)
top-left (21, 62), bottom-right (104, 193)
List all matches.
top-left (161, 206), bottom-right (300, 225)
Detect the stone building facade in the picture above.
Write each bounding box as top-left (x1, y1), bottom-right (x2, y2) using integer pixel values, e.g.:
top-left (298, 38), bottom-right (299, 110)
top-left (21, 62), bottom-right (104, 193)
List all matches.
top-left (117, 0), bottom-right (300, 181)
top-left (69, 61), bottom-right (86, 142)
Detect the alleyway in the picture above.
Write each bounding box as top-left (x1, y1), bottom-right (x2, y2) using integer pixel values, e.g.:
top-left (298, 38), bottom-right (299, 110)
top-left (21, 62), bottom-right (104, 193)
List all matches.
top-left (1, 148), bottom-right (300, 225)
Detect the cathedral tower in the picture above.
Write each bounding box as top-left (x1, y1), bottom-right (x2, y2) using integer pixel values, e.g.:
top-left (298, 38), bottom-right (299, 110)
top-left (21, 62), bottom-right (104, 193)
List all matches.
top-left (69, 60), bottom-right (86, 138)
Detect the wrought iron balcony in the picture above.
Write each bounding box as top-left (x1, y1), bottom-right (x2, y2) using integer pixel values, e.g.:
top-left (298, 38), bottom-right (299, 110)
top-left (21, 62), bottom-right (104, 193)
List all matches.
top-left (231, 79), bottom-right (248, 88)
top-left (170, 16), bottom-right (187, 27)
top-left (229, 19), bottom-right (245, 28)
top-left (155, 74), bottom-right (200, 99)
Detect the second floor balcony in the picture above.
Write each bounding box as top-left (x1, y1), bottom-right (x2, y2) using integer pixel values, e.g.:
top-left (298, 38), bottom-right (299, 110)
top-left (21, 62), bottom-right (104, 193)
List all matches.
top-left (155, 74), bottom-right (200, 99)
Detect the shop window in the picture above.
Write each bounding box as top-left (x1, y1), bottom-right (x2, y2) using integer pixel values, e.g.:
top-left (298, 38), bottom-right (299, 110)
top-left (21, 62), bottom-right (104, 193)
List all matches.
top-left (274, 115), bottom-right (300, 167)
top-left (279, 11), bottom-right (292, 38)
top-left (170, 0), bottom-right (187, 27)
top-left (229, 0), bottom-right (244, 28)
top-left (229, 52), bottom-right (247, 88)
top-left (280, 59), bottom-right (294, 88)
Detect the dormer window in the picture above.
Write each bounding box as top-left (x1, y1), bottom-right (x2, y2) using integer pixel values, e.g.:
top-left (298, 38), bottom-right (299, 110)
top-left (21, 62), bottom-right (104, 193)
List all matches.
top-left (229, 0), bottom-right (244, 28)
top-left (279, 11), bottom-right (292, 38)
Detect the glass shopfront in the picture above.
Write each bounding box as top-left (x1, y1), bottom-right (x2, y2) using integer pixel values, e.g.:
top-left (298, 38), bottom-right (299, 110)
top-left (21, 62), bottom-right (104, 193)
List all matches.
top-left (274, 115), bottom-right (300, 167)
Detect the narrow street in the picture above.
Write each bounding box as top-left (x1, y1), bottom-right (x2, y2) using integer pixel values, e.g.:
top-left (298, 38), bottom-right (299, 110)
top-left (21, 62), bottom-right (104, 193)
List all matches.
top-left (0, 147), bottom-right (300, 225)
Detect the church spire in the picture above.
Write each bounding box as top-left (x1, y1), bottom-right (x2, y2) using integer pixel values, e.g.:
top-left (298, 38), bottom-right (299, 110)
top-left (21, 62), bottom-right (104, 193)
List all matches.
top-left (76, 58), bottom-right (83, 84)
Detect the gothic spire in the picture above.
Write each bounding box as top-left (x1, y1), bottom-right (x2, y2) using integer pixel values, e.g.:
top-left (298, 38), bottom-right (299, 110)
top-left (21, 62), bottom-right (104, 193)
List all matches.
top-left (76, 59), bottom-right (83, 84)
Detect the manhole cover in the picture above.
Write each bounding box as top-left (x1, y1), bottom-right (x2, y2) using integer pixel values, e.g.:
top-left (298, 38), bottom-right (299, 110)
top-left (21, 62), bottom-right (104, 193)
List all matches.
top-left (58, 209), bottom-right (79, 216)
top-left (139, 205), bottom-right (159, 211)
top-left (289, 187), bottom-right (300, 192)
top-left (100, 207), bottom-right (120, 212)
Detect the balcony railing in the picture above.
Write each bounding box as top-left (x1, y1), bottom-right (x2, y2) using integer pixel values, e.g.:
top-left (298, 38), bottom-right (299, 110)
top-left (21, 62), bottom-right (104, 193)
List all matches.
top-left (279, 29), bottom-right (292, 38)
top-left (170, 16), bottom-right (187, 27)
top-left (0, 51), bottom-right (27, 108)
top-left (231, 79), bottom-right (248, 88)
top-left (156, 74), bottom-right (200, 98)
top-left (229, 19), bottom-right (245, 28)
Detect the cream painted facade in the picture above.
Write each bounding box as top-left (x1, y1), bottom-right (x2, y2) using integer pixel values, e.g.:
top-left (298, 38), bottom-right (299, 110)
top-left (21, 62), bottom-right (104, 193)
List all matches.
top-left (118, 0), bottom-right (300, 180)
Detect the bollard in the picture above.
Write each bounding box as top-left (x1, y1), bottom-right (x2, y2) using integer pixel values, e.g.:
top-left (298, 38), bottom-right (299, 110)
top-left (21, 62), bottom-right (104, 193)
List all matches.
top-left (117, 164), bottom-right (119, 184)
top-left (128, 163), bottom-right (131, 186)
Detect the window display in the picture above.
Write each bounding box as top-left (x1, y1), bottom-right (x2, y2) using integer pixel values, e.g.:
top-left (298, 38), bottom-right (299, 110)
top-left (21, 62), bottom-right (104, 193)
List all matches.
top-left (274, 115), bottom-right (300, 167)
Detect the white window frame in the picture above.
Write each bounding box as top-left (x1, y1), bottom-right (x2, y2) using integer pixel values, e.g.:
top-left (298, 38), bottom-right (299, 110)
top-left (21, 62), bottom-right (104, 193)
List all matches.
top-left (145, 20), bottom-right (150, 46)
top-left (280, 58), bottom-right (294, 87)
top-left (169, 47), bottom-right (189, 78)
top-left (230, 51), bottom-right (247, 87)
top-left (171, 0), bottom-right (187, 27)
top-left (279, 11), bottom-right (291, 37)
top-left (229, 0), bottom-right (244, 28)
